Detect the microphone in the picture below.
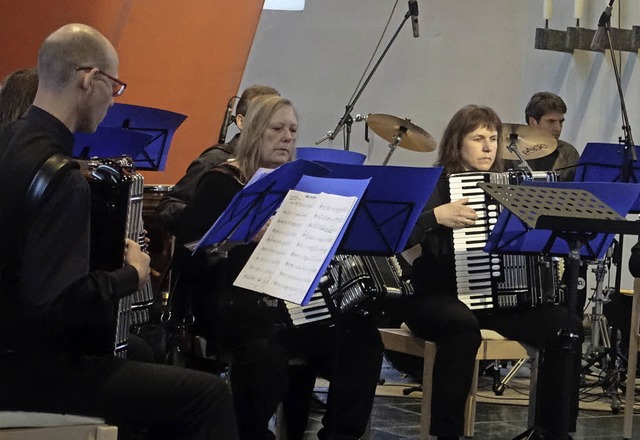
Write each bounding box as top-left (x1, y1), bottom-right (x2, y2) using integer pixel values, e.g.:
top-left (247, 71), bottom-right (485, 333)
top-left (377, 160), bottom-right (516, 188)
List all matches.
top-left (590, 0), bottom-right (614, 51)
top-left (217, 96), bottom-right (236, 144)
top-left (408, 0), bottom-right (419, 38)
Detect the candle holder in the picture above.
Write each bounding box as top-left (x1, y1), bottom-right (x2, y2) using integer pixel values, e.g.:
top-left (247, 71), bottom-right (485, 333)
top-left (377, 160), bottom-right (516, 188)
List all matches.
top-left (535, 27), bottom-right (571, 52)
top-left (566, 26), bottom-right (600, 52)
top-left (632, 25), bottom-right (640, 51)
top-left (536, 26), bottom-right (640, 53)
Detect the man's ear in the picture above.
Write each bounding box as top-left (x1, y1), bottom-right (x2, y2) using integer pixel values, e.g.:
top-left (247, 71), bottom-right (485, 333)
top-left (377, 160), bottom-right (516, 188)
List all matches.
top-left (527, 116), bottom-right (538, 127)
top-left (235, 114), bottom-right (244, 130)
top-left (77, 69), bottom-right (95, 94)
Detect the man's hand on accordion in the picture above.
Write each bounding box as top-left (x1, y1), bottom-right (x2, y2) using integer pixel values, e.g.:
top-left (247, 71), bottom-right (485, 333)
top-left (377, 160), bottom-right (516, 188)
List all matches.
top-left (433, 197), bottom-right (478, 229)
top-left (125, 238), bottom-right (151, 289)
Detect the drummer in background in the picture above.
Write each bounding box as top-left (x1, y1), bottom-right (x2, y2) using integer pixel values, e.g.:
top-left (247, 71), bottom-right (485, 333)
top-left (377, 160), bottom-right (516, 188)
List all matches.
top-left (504, 92), bottom-right (580, 181)
top-left (404, 104), bottom-right (583, 440)
top-left (155, 85), bottom-right (279, 233)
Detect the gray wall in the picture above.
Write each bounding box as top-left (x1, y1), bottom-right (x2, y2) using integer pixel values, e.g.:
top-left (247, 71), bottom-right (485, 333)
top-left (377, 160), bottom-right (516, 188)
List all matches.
top-left (240, 0), bottom-right (640, 289)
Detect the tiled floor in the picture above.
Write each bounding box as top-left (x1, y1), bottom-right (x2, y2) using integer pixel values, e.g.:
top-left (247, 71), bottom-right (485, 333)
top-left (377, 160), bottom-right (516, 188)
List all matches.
top-left (300, 360), bottom-right (640, 439)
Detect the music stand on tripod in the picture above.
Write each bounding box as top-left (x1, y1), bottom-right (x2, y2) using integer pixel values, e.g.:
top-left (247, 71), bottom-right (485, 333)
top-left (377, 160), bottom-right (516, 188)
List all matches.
top-left (98, 103), bottom-right (187, 171)
top-left (573, 142), bottom-right (640, 408)
top-left (479, 180), bottom-right (640, 439)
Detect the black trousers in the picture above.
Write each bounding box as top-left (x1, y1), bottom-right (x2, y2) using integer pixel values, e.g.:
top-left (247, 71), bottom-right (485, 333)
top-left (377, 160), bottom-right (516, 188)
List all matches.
top-left (191, 267), bottom-right (384, 440)
top-left (405, 293), bottom-right (583, 439)
top-left (208, 313), bottom-right (383, 440)
top-left (278, 314), bottom-right (384, 440)
top-left (0, 352), bottom-right (238, 440)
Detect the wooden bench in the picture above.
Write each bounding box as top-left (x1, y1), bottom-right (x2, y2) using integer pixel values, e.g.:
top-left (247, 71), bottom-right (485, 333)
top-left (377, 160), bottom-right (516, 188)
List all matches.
top-left (0, 412), bottom-right (117, 440)
top-left (380, 327), bottom-right (538, 439)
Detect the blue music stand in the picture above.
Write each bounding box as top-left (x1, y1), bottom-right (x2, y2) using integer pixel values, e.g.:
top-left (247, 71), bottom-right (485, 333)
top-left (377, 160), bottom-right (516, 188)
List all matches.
top-left (73, 126), bottom-right (154, 160)
top-left (309, 162), bottom-right (443, 255)
top-left (296, 146), bottom-right (366, 165)
top-left (480, 180), bottom-right (640, 440)
top-left (195, 159), bottom-right (330, 250)
top-left (574, 142), bottom-right (640, 212)
top-left (483, 181), bottom-right (640, 259)
top-left (95, 103), bottom-right (187, 171)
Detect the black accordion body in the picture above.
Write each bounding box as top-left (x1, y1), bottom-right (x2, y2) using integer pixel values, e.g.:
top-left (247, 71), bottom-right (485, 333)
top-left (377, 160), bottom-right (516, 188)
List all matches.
top-left (284, 254), bottom-right (412, 327)
top-left (84, 156), bottom-right (154, 357)
top-left (449, 170), bottom-right (564, 316)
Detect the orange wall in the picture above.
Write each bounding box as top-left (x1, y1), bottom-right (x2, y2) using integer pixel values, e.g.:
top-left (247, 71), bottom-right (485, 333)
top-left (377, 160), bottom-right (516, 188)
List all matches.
top-left (0, 0), bottom-right (264, 185)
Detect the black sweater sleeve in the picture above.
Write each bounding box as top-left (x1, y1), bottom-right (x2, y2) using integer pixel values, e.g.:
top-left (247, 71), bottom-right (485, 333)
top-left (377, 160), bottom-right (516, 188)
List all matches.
top-left (21, 170), bottom-right (139, 334)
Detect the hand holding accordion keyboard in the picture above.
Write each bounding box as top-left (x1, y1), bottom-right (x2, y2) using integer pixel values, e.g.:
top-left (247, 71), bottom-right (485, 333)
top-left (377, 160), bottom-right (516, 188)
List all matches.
top-left (285, 254), bottom-right (412, 327)
top-left (449, 171), bottom-right (564, 316)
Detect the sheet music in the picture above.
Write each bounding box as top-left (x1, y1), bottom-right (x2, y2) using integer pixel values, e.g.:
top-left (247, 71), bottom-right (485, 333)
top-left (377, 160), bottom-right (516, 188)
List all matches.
top-left (234, 189), bottom-right (358, 304)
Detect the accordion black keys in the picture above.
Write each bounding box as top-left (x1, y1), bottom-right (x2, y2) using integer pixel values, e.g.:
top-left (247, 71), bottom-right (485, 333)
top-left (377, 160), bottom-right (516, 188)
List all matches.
top-left (84, 157), bottom-right (154, 357)
top-left (449, 171), bottom-right (563, 316)
top-left (284, 254), bottom-right (412, 327)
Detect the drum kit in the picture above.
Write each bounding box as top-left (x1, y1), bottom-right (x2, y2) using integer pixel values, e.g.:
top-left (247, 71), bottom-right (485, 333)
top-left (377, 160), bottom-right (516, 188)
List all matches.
top-left (363, 114), bottom-right (558, 166)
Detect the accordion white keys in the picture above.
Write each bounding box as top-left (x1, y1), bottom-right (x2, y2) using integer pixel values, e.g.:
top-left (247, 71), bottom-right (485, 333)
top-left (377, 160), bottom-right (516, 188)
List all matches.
top-left (284, 255), bottom-right (412, 327)
top-left (449, 171), bottom-right (563, 316)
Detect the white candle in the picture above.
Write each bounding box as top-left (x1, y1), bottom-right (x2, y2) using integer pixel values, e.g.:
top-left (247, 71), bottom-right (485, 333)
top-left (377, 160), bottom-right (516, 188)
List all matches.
top-left (574, 0), bottom-right (584, 20)
top-left (543, 0), bottom-right (553, 21)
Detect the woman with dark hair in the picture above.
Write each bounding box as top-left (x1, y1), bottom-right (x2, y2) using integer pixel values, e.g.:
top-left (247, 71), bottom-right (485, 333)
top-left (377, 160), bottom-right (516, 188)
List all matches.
top-left (174, 94), bottom-right (383, 440)
top-left (0, 68), bottom-right (38, 125)
top-left (405, 105), bottom-right (582, 440)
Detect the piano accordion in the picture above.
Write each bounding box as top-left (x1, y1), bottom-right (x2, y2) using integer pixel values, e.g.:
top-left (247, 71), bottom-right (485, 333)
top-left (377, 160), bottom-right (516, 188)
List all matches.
top-left (285, 255), bottom-right (412, 327)
top-left (449, 170), bottom-right (563, 316)
top-left (84, 157), bottom-right (154, 357)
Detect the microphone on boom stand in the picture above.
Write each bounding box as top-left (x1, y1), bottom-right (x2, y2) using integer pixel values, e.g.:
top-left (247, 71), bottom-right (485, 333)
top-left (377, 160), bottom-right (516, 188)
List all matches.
top-left (590, 0), bottom-right (614, 51)
top-left (218, 95), bottom-right (238, 145)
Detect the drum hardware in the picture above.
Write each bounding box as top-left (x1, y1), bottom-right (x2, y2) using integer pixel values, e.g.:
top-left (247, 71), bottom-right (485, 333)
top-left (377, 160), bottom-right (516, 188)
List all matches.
top-left (501, 123), bottom-right (558, 171)
top-left (366, 113), bottom-right (437, 165)
top-left (580, 247), bottom-right (627, 414)
top-left (315, 1), bottom-right (425, 153)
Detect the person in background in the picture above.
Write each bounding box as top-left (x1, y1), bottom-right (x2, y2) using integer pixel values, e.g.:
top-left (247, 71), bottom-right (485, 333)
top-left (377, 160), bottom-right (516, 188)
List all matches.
top-left (0, 23), bottom-right (238, 440)
top-left (0, 67), bottom-right (38, 125)
top-left (173, 94), bottom-right (383, 440)
top-left (404, 104), bottom-right (583, 440)
top-left (155, 84), bottom-right (280, 233)
top-left (505, 91), bottom-right (580, 181)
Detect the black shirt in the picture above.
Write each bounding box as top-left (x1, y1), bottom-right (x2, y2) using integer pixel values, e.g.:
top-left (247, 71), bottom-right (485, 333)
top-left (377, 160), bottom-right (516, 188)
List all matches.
top-left (155, 134), bottom-right (239, 233)
top-left (0, 106), bottom-right (138, 353)
top-left (406, 177), bottom-right (458, 297)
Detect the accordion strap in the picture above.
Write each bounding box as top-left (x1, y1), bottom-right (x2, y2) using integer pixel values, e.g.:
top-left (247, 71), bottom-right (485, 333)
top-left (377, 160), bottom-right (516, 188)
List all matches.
top-left (24, 153), bottom-right (79, 222)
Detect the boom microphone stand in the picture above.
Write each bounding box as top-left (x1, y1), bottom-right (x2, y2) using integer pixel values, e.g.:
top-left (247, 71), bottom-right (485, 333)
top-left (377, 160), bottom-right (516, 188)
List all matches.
top-left (315, 1), bottom-right (419, 151)
top-left (588, 0), bottom-right (638, 410)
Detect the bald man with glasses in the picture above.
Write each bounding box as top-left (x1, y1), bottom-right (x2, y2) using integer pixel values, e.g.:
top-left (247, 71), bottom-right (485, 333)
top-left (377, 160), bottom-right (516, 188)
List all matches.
top-left (0, 23), bottom-right (238, 439)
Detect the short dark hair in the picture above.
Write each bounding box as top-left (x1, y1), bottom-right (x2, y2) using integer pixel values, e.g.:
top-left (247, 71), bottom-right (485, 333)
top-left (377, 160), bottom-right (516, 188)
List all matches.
top-left (0, 68), bottom-right (38, 125)
top-left (436, 104), bottom-right (504, 175)
top-left (235, 85), bottom-right (280, 117)
top-left (525, 92), bottom-right (567, 123)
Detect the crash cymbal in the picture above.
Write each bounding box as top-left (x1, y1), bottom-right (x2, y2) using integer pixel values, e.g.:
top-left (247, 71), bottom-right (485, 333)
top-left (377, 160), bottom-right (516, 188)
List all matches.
top-left (367, 113), bottom-right (437, 152)
top-left (501, 123), bottom-right (558, 161)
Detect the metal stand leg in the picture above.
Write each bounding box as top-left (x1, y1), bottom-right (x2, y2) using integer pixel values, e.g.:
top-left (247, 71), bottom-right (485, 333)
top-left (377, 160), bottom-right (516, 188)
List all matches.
top-left (580, 255), bottom-right (625, 413)
top-left (494, 359), bottom-right (528, 395)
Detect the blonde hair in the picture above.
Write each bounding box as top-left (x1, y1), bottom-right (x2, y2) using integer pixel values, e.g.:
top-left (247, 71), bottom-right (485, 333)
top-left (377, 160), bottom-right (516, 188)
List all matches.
top-left (234, 95), bottom-right (297, 181)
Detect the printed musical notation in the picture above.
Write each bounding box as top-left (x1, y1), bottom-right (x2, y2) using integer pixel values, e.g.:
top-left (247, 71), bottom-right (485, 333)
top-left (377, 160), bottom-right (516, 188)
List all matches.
top-left (234, 189), bottom-right (357, 304)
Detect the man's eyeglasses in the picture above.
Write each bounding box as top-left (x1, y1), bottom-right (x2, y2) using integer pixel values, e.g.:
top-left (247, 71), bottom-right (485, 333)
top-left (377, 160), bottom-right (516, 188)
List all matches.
top-left (75, 67), bottom-right (127, 97)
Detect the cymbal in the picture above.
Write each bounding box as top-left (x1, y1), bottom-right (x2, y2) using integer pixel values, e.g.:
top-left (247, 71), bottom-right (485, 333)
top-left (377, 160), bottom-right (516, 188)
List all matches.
top-left (367, 113), bottom-right (437, 152)
top-left (501, 123), bottom-right (558, 161)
